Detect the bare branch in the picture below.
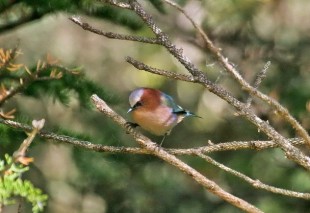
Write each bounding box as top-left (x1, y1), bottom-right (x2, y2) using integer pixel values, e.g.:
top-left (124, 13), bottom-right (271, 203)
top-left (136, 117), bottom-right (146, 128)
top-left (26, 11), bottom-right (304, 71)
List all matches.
top-left (171, 137), bottom-right (305, 155)
top-left (0, 118), bottom-right (149, 155)
top-left (90, 94), bottom-right (263, 213)
top-left (126, 56), bottom-right (194, 82)
top-left (100, 0), bottom-right (131, 9)
top-left (197, 153), bottom-right (310, 200)
top-left (246, 61), bottom-right (271, 107)
top-left (69, 16), bottom-right (159, 44)
top-left (0, 118), bottom-right (305, 155)
top-left (162, 0), bottom-right (310, 146)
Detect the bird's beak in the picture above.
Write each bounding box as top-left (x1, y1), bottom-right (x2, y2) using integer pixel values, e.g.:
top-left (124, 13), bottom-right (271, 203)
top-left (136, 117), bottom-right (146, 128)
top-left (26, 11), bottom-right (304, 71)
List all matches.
top-left (127, 108), bottom-right (133, 113)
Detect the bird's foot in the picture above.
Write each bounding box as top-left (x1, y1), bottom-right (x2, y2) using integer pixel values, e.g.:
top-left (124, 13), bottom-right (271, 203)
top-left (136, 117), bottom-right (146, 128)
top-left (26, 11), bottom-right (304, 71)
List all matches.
top-left (125, 122), bottom-right (139, 134)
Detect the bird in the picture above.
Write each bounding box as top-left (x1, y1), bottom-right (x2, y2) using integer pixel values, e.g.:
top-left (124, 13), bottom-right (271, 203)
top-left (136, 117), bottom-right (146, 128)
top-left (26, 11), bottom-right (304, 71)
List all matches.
top-left (127, 87), bottom-right (200, 146)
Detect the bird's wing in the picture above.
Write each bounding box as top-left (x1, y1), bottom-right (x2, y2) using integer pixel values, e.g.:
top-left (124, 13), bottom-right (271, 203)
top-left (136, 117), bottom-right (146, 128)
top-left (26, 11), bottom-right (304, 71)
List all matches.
top-left (161, 93), bottom-right (184, 113)
top-left (161, 92), bottom-right (201, 118)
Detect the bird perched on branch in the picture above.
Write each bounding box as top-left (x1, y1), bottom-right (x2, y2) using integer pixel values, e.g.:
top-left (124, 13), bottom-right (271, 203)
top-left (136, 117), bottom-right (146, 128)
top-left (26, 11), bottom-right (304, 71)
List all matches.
top-left (127, 87), bottom-right (200, 146)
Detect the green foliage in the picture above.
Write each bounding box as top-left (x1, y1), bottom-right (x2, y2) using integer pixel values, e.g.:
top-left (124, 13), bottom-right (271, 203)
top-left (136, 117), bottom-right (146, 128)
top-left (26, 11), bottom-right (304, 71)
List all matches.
top-left (89, 5), bottom-right (145, 31)
top-left (0, 0), bottom-right (168, 32)
top-left (23, 68), bottom-right (116, 109)
top-left (0, 154), bottom-right (48, 212)
top-left (0, 124), bottom-right (25, 154)
top-left (149, 0), bottom-right (166, 14)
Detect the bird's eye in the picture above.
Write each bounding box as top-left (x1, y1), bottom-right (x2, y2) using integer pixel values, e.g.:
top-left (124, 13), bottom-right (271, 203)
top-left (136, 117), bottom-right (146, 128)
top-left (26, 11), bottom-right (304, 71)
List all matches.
top-left (133, 101), bottom-right (142, 109)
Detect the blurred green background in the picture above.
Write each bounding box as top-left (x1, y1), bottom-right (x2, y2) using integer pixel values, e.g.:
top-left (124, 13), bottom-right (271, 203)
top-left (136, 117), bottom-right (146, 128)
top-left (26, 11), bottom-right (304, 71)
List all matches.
top-left (0, 0), bottom-right (310, 212)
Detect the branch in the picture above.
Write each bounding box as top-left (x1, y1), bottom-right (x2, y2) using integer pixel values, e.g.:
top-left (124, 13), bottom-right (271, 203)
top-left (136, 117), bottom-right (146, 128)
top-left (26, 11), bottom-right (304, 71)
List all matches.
top-left (1, 119), bottom-right (45, 175)
top-left (69, 16), bottom-right (159, 44)
top-left (246, 61), bottom-right (270, 107)
top-left (0, 118), bottom-right (147, 154)
top-left (0, 118), bottom-right (305, 155)
top-left (0, 117), bottom-right (308, 201)
top-left (116, 0), bottom-right (310, 170)
top-left (0, 62), bottom-right (74, 106)
top-left (90, 94), bottom-right (263, 213)
top-left (197, 152), bottom-right (310, 200)
top-left (126, 56), bottom-right (194, 82)
top-left (173, 137), bottom-right (305, 155)
top-left (163, 0), bottom-right (310, 146)
top-left (125, 54), bottom-right (310, 167)
top-left (100, 0), bottom-right (131, 9)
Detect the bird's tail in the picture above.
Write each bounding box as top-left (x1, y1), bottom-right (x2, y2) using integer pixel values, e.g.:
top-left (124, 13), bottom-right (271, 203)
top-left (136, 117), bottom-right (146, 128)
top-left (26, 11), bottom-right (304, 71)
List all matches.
top-left (187, 111), bottom-right (202, 118)
top-left (175, 110), bottom-right (202, 118)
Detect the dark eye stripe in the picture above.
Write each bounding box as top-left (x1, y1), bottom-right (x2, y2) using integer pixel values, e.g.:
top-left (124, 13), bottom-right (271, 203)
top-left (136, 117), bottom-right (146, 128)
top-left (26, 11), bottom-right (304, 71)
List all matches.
top-left (133, 101), bottom-right (142, 109)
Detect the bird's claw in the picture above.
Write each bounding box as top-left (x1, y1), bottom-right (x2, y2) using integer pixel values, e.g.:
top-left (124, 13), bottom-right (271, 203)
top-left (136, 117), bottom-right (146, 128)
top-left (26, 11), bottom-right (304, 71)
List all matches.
top-left (125, 122), bottom-right (139, 134)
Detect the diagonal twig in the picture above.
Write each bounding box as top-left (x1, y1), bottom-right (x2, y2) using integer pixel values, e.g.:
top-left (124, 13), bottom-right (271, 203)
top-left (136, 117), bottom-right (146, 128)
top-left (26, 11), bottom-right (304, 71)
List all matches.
top-left (246, 61), bottom-right (271, 107)
top-left (69, 16), bottom-right (159, 44)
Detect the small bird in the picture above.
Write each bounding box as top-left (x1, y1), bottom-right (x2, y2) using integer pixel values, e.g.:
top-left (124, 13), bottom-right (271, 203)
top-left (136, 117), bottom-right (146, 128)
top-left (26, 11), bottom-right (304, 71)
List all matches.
top-left (127, 88), bottom-right (200, 146)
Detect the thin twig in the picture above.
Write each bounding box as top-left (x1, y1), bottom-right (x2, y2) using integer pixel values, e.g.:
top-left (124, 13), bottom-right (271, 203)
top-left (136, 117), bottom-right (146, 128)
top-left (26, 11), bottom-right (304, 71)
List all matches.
top-left (196, 152), bottom-right (310, 200)
top-left (176, 137), bottom-right (305, 155)
top-left (126, 56), bottom-right (194, 82)
top-left (246, 61), bottom-right (271, 107)
top-left (1, 119), bottom-right (44, 175)
top-left (69, 16), bottom-right (159, 44)
top-left (100, 0), bottom-right (131, 9)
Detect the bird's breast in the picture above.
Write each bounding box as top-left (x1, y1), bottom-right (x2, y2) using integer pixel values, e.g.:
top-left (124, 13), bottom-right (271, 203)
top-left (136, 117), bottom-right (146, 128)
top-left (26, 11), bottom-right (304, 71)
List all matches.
top-left (132, 106), bottom-right (178, 136)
